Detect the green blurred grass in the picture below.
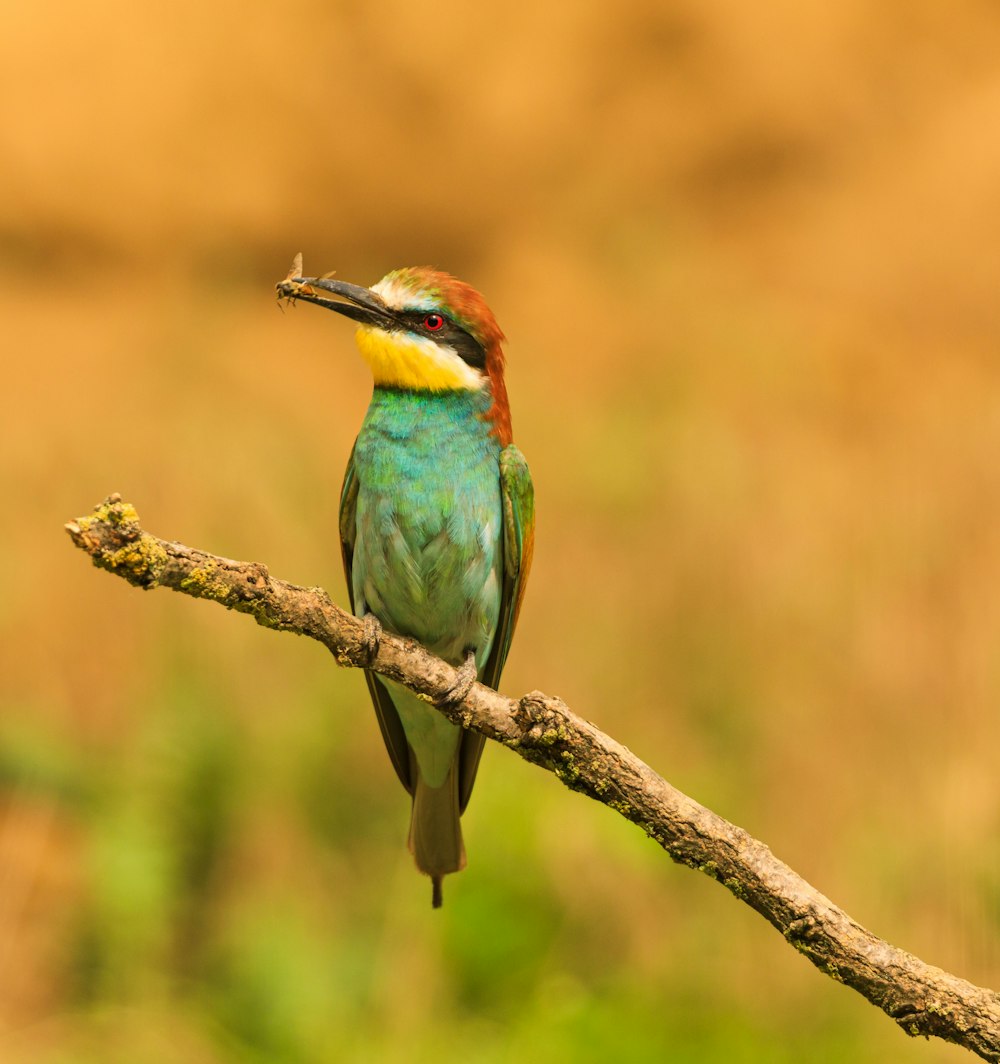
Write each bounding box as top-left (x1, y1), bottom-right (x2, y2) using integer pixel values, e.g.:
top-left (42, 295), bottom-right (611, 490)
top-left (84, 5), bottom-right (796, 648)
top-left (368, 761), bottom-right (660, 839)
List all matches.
top-left (1, 680), bottom-right (965, 1064)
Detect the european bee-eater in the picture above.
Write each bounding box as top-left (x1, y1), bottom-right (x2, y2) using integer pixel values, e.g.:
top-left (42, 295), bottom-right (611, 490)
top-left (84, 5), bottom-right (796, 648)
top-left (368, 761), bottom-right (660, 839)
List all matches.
top-left (278, 263), bottom-right (534, 907)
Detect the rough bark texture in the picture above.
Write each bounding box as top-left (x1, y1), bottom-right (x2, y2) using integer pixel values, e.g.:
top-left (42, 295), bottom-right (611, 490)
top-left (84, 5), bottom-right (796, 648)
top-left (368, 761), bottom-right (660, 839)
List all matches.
top-left (66, 495), bottom-right (1000, 1060)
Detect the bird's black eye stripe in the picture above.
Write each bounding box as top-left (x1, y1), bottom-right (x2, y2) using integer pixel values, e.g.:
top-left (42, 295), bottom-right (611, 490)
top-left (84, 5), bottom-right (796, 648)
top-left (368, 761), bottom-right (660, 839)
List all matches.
top-left (397, 310), bottom-right (487, 370)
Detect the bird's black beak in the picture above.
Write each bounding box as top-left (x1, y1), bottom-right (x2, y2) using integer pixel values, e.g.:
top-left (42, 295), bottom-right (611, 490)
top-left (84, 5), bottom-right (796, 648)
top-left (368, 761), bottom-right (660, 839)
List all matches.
top-left (276, 272), bottom-right (394, 329)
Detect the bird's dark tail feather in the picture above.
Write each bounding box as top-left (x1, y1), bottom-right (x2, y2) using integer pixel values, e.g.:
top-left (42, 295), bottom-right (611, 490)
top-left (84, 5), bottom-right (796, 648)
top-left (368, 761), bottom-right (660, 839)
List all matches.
top-left (409, 762), bottom-right (465, 908)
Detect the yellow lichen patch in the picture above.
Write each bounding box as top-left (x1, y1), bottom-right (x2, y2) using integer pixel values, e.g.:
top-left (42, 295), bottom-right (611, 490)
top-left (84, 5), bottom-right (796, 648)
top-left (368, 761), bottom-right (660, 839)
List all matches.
top-left (103, 534), bottom-right (168, 586)
top-left (179, 562), bottom-right (232, 601)
top-left (536, 725), bottom-right (569, 746)
top-left (68, 497), bottom-right (166, 586)
top-left (75, 496), bottom-right (140, 534)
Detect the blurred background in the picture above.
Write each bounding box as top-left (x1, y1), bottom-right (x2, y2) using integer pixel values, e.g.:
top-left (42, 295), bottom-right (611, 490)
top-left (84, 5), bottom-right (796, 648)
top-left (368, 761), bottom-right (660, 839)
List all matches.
top-left (2, 1), bottom-right (999, 1061)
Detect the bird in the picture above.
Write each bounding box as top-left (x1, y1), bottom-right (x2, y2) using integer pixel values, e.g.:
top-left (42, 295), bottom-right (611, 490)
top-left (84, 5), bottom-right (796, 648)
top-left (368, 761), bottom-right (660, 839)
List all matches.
top-left (277, 260), bottom-right (534, 908)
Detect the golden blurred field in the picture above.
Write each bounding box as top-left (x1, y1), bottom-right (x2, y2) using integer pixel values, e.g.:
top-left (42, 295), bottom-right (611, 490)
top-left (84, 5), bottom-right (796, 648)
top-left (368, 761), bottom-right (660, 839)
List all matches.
top-left (2, 2), bottom-right (999, 1061)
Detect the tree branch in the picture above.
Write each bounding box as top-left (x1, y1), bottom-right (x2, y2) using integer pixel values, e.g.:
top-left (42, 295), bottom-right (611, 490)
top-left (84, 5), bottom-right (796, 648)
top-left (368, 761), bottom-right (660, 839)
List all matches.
top-left (65, 494), bottom-right (1000, 1060)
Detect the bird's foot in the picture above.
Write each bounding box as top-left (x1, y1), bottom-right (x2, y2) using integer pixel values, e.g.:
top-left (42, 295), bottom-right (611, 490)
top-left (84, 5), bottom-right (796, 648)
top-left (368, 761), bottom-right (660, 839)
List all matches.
top-left (436, 649), bottom-right (478, 710)
top-left (361, 613), bottom-right (382, 666)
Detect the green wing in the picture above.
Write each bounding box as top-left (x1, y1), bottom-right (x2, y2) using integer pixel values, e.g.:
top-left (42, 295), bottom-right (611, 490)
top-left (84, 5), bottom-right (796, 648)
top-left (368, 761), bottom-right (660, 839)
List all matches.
top-left (457, 444), bottom-right (536, 811)
top-left (340, 441), bottom-right (536, 813)
top-left (339, 441), bottom-right (415, 795)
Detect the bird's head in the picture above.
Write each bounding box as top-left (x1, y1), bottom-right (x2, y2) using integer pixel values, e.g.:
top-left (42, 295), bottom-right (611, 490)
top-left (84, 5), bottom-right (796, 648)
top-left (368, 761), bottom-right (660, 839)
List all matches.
top-left (278, 263), bottom-right (511, 443)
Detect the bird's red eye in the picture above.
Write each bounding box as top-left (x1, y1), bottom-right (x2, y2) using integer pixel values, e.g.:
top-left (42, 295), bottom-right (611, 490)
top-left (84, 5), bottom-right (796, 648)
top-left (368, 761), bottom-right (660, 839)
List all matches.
top-left (423, 313), bottom-right (444, 331)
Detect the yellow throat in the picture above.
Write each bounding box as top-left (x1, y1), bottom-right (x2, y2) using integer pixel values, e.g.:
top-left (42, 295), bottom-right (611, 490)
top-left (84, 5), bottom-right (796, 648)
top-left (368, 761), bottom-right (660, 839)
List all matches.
top-left (355, 324), bottom-right (483, 392)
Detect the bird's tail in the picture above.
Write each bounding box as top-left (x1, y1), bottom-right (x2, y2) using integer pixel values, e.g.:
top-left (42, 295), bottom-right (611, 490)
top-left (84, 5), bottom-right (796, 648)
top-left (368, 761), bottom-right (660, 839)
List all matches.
top-left (408, 761), bottom-right (466, 908)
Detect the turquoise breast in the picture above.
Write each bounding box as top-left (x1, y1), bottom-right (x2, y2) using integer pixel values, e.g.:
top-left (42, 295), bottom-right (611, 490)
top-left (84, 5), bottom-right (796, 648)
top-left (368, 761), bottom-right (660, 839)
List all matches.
top-left (351, 388), bottom-right (504, 672)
